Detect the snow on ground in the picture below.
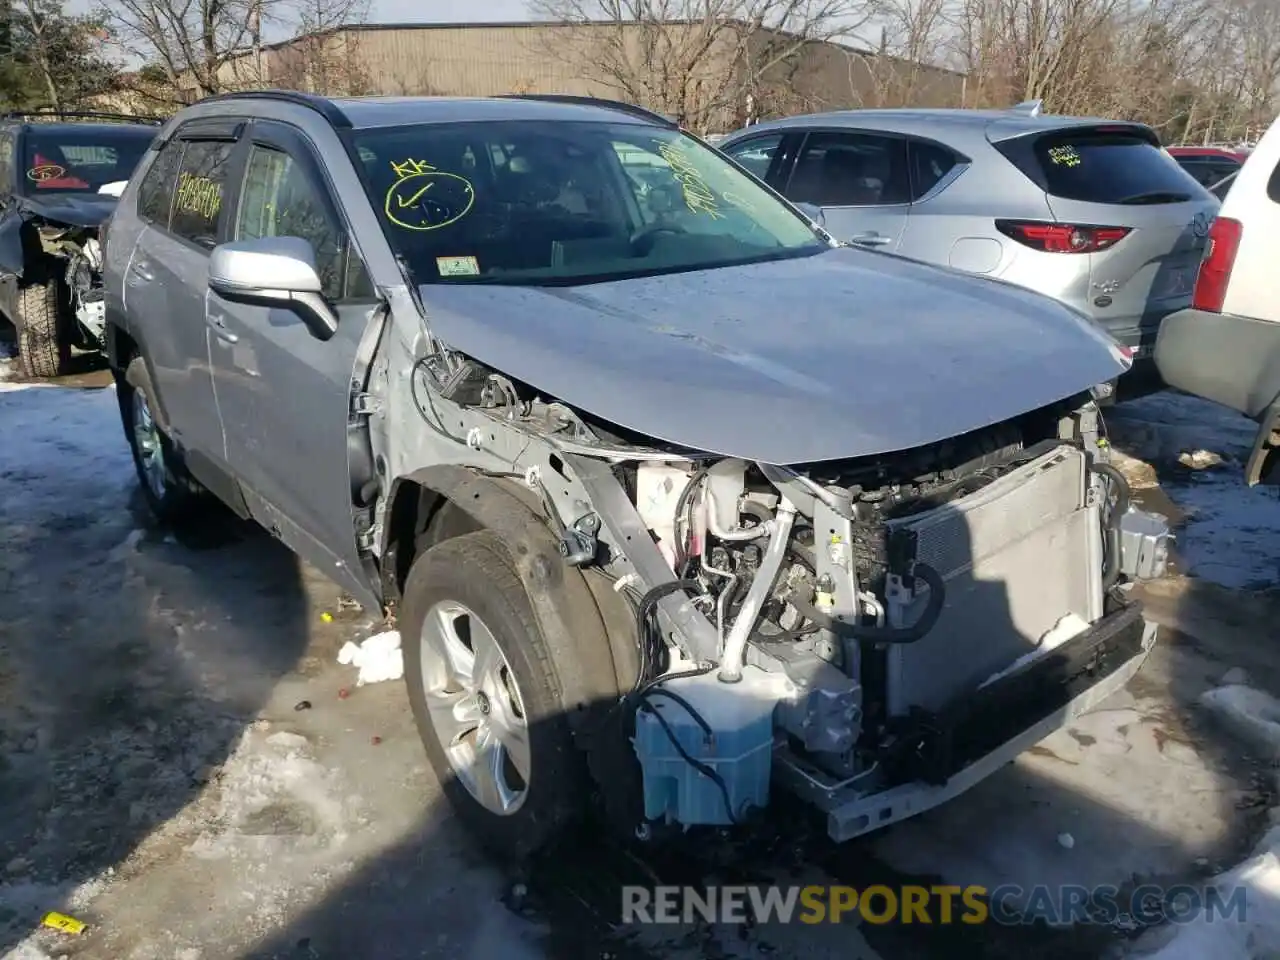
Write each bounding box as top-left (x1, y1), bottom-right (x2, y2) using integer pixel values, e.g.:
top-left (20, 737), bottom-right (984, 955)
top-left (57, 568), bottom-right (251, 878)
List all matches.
top-left (1107, 392), bottom-right (1280, 591)
top-left (1125, 683), bottom-right (1280, 960)
top-left (0, 367), bottom-right (553, 960)
top-left (2, 350), bottom-right (1279, 960)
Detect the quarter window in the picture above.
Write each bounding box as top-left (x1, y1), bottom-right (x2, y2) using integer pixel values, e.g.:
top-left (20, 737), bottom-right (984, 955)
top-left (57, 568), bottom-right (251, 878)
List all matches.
top-left (171, 140), bottom-right (234, 250)
top-left (787, 132), bottom-right (911, 207)
top-left (909, 141), bottom-right (959, 200)
top-left (137, 140), bottom-right (185, 227)
top-left (235, 145), bottom-right (367, 300)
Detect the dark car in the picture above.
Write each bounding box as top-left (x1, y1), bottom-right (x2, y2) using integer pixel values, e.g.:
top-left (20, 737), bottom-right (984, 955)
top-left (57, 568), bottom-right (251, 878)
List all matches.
top-left (0, 111), bottom-right (161, 377)
top-left (1166, 146), bottom-right (1247, 201)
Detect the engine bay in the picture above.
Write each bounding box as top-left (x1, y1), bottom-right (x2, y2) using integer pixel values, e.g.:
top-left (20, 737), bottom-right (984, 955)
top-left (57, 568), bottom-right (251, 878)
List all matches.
top-left (410, 351), bottom-right (1169, 838)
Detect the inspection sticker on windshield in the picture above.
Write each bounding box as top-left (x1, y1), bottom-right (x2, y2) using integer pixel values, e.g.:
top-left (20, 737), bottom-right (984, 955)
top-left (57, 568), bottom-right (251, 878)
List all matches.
top-left (436, 256), bottom-right (479, 277)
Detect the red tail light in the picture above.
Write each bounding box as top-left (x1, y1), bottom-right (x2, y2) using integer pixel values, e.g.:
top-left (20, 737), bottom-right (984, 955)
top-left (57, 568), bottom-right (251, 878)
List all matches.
top-left (996, 220), bottom-right (1131, 253)
top-left (1191, 217), bottom-right (1242, 313)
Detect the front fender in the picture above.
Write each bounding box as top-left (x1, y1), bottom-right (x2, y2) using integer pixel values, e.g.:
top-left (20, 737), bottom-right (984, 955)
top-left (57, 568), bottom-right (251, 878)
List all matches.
top-left (386, 466), bottom-right (626, 709)
top-left (0, 213), bottom-right (25, 282)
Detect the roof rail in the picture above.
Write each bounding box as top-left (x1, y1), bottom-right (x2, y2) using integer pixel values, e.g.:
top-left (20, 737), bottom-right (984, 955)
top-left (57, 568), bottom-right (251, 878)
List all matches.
top-left (1009, 99), bottom-right (1044, 117)
top-left (1, 110), bottom-right (164, 125)
top-left (496, 94), bottom-right (677, 127)
top-left (195, 90), bottom-right (352, 128)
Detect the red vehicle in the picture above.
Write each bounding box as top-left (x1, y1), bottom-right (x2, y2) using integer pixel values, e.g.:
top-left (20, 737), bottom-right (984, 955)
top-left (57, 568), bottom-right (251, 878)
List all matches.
top-left (1166, 146), bottom-right (1247, 199)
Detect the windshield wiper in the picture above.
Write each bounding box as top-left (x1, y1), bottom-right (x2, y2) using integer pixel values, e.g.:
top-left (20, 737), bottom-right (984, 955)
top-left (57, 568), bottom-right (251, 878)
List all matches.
top-left (1115, 191), bottom-right (1192, 204)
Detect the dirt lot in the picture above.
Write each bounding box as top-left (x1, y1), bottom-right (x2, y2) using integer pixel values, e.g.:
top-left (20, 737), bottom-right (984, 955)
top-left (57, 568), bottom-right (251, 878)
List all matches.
top-left (2, 345), bottom-right (1279, 960)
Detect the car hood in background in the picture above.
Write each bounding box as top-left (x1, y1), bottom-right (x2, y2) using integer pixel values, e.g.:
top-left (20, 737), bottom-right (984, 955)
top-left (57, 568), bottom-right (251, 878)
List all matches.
top-left (17, 193), bottom-right (117, 228)
top-left (419, 248), bottom-right (1127, 464)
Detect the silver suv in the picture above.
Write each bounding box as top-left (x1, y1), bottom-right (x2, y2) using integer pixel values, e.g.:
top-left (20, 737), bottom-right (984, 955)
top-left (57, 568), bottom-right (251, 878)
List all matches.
top-left (102, 91), bottom-right (1171, 858)
top-left (719, 105), bottom-right (1220, 373)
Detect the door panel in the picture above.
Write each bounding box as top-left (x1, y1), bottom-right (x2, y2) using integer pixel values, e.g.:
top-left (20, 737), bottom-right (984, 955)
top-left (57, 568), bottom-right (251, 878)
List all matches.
top-left (783, 130), bottom-right (911, 251)
top-left (208, 129), bottom-right (374, 597)
top-left (135, 137), bottom-right (238, 460)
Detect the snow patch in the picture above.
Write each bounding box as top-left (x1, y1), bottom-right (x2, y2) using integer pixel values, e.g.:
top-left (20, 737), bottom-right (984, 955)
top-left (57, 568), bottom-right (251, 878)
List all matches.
top-left (183, 726), bottom-right (356, 861)
top-left (1131, 684), bottom-right (1280, 958)
top-left (1108, 392), bottom-right (1280, 590)
top-left (336, 630), bottom-right (403, 686)
top-left (1200, 685), bottom-right (1280, 761)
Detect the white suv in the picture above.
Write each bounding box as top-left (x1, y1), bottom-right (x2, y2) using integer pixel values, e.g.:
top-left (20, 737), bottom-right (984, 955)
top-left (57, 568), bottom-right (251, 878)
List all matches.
top-left (1154, 114), bottom-right (1280, 486)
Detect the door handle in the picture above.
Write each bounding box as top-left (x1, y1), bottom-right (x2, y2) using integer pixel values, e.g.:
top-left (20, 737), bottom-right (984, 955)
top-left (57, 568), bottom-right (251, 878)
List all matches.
top-left (130, 261), bottom-right (154, 282)
top-left (850, 233), bottom-right (891, 247)
top-left (207, 312), bottom-right (238, 343)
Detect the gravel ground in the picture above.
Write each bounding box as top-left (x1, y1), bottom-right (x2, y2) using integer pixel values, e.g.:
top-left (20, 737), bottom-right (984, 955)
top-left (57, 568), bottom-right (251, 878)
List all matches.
top-left (1, 347), bottom-right (1278, 960)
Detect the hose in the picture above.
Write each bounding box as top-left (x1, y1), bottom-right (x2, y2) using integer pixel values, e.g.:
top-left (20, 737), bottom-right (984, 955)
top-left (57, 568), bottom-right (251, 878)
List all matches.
top-left (790, 561), bottom-right (947, 645)
top-left (1091, 461), bottom-right (1131, 591)
top-left (672, 466), bottom-right (709, 572)
top-left (718, 497), bottom-right (798, 682)
top-left (633, 579), bottom-right (700, 693)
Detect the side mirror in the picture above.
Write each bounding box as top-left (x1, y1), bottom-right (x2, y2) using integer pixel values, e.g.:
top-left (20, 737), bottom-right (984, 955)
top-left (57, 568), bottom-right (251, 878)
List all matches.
top-left (794, 201), bottom-right (825, 226)
top-left (208, 236), bottom-right (338, 342)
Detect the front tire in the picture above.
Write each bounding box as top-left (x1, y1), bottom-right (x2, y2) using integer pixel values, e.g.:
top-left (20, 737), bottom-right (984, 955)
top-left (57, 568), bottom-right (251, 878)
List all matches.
top-left (16, 280), bottom-right (69, 378)
top-left (117, 356), bottom-right (204, 523)
top-left (401, 531), bottom-right (588, 860)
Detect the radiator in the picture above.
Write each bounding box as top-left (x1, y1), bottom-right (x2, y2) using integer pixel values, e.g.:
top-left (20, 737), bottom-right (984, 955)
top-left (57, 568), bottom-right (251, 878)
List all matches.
top-left (881, 445), bottom-right (1104, 716)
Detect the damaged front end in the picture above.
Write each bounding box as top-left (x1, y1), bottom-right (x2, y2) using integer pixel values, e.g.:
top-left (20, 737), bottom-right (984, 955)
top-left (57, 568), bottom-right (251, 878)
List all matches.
top-left (42, 222), bottom-right (107, 349)
top-left (376, 338), bottom-right (1168, 843)
top-left (2, 197), bottom-right (114, 350)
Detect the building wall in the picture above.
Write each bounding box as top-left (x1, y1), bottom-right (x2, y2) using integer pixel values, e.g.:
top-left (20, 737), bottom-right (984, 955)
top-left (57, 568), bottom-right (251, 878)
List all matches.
top-left (91, 22), bottom-right (966, 125)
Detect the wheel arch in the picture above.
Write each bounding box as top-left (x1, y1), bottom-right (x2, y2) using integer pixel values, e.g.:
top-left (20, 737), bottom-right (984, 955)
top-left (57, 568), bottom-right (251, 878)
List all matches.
top-left (383, 466), bottom-right (642, 823)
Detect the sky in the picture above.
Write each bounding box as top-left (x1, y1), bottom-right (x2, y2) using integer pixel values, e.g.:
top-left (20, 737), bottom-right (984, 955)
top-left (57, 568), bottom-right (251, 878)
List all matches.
top-left (382, 0), bottom-right (534, 19)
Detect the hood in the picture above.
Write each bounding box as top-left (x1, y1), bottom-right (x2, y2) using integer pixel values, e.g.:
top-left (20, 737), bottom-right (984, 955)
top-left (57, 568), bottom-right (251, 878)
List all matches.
top-left (18, 193), bottom-right (117, 228)
top-left (419, 248), bottom-right (1128, 464)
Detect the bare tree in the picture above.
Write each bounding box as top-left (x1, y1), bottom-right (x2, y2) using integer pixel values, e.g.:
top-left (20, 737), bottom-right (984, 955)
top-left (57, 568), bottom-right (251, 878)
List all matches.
top-left (854, 0), bottom-right (1275, 146)
top-left (8, 0), bottom-right (116, 110)
top-left (272, 0), bottom-right (373, 96)
top-left (527, 0), bottom-right (885, 132)
top-left (95, 0), bottom-right (369, 105)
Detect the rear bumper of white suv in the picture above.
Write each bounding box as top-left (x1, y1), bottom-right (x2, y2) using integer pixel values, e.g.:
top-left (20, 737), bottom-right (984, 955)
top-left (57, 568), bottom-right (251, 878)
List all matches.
top-left (1155, 307), bottom-right (1280, 484)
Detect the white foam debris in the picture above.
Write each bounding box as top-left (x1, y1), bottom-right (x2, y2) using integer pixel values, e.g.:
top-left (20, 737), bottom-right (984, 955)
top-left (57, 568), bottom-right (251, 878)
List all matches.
top-left (336, 630), bottom-right (403, 686)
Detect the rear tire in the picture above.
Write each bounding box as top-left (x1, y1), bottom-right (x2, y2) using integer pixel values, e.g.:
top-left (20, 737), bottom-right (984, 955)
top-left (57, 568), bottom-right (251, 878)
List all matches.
top-left (117, 356), bottom-right (205, 523)
top-left (16, 280), bottom-right (69, 378)
top-left (401, 531), bottom-right (592, 861)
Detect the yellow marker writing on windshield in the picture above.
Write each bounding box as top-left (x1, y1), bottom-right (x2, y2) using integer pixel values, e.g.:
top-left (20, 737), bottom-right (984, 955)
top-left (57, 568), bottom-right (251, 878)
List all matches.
top-left (384, 162), bottom-right (475, 231)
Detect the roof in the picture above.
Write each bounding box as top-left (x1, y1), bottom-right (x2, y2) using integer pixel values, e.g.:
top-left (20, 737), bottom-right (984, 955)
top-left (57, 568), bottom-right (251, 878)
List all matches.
top-left (194, 91), bottom-right (672, 129)
top-left (6, 120), bottom-right (159, 137)
top-left (726, 107), bottom-right (1154, 143)
top-left (1165, 146), bottom-right (1246, 159)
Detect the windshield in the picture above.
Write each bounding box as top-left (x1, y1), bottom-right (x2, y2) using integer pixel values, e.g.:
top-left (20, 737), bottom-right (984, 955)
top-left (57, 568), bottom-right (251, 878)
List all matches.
top-left (351, 120), bottom-right (826, 285)
top-left (22, 126), bottom-right (156, 195)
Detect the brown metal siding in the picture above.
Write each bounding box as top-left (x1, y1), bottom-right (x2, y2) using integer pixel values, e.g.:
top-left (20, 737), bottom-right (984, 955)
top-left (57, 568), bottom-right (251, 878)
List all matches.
top-left (100, 23), bottom-right (965, 120)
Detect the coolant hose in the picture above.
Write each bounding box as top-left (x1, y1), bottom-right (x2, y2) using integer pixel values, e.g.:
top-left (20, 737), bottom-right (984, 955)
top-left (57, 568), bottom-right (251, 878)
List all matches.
top-left (790, 562), bottom-right (947, 645)
top-left (718, 497), bottom-right (798, 683)
top-left (1091, 461), bottom-right (1131, 591)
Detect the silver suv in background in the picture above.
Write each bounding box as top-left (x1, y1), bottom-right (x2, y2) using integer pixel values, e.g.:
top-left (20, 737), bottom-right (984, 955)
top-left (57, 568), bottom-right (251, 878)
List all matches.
top-left (719, 105), bottom-right (1219, 377)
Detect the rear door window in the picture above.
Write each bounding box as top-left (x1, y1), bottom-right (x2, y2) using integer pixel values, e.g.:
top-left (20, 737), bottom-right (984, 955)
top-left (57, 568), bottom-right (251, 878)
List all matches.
top-left (171, 140), bottom-right (235, 250)
top-left (786, 132), bottom-right (910, 207)
top-left (1002, 128), bottom-right (1202, 204)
